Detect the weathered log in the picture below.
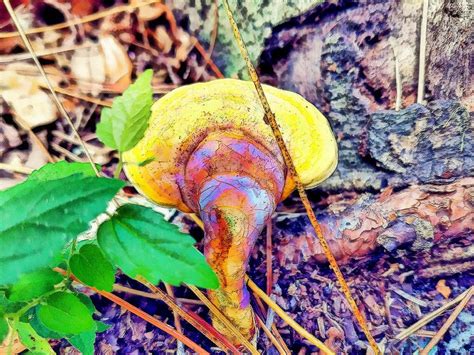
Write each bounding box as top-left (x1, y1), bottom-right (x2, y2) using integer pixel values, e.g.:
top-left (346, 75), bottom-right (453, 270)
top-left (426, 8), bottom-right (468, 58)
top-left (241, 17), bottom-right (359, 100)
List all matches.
top-left (259, 0), bottom-right (473, 193)
top-left (273, 177), bottom-right (473, 264)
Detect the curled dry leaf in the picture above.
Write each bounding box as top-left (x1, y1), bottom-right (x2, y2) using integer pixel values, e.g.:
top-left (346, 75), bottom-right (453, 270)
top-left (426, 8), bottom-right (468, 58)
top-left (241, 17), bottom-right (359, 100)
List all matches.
top-left (71, 35), bottom-right (132, 94)
top-left (0, 70), bottom-right (57, 128)
top-left (436, 279), bottom-right (452, 299)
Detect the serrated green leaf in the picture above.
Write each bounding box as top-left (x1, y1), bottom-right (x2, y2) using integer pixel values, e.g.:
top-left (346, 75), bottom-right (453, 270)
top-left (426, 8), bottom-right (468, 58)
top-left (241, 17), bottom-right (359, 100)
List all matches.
top-left (16, 322), bottom-right (54, 354)
top-left (38, 292), bottom-right (95, 335)
top-left (76, 294), bottom-right (95, 315)
top-left (97, 204), bottom-right (219, 289)
top-left (27, 306), bottom-right (63, 339)
top-left (7, 269), bottom-right (63, 302)
top-left (0, 173), bottom-right (124, 285)
top-left (95, 320), bottom-right (110, 333)
top-left (68, 330), bottom-right (96, 355)
top-left (96, 69), bottom-right (153, 152)
top-left (29, 161), bottom-right (99, 181)
top-left (0, 317), bottom-right (8, 343)
top-left (70, 244), bottom-right (115, 291)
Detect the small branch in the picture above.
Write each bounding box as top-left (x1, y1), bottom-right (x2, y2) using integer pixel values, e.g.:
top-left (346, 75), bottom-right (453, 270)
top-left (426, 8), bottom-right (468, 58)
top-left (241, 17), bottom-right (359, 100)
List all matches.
top-left (420, 286), bottom-right (473, 355)
top-left (417, 0), bottom-right (429, 104)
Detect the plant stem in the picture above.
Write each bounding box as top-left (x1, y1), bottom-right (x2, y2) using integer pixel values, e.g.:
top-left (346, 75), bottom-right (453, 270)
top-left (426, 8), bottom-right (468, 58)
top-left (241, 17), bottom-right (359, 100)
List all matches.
top-left (222, 1), bottom-right (379, 353)
top-left (113, 154), bottom-right (123, 179)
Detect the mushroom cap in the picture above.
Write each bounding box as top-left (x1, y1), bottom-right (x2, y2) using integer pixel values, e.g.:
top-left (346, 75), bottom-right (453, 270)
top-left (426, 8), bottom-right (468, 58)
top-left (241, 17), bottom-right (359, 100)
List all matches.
top-left (123, 79), bottom-right (338, 212)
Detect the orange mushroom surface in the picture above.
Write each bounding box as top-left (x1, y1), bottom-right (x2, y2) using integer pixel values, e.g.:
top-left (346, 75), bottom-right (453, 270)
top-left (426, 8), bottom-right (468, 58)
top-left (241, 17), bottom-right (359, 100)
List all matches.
top-left (123, 78), bottom-right (338, 344)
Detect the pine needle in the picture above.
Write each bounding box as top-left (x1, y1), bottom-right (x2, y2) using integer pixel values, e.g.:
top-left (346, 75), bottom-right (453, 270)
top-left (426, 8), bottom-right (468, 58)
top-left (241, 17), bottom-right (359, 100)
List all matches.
top-left (222, 1), bottom-right (379, 353)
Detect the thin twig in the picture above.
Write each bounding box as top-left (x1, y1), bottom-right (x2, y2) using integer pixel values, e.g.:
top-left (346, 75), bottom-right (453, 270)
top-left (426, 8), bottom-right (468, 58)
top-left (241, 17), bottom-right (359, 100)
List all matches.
top-left (163, 283), bottom-right (184, 352)
top-left (4, 0), bottom-right (99, 176)
top-left (417, 0), bottom-right (429, 104)
top-left (54, 268), bottom-right (209, 354)
top-left (420, 286), bottom-right (474, 355)
top-left (186, 284), bottom-right (259, 355)
top-left (42, 84), bottom-right (113, 107)
top-left (389, 38), bottom-right (402, 111)
top-left (193, 40), bottom-right (225, 79)
top-left (0, 42), bottom-right (94, 63)
top-left (0, 0), bottom-right (160, 39)
top-left (12, 114), bottom-right (55, 163)
top-left (392, 289), bottom-right (428, 307)
top-left (222, 1), bottom-right (379, 353)
top-left (395, 288), bottom-right (470, 341)
top-left (247, 277), bottom-right (334, 354)
top-left (256, 315), bottom-right (286, 355)
top-left (115, 282), bottom-right (238, 353)
top-left (253, 293), bottom-right (290, 354)
top-left (266, 220), bottom-right (273, 296)
top-left (195, 0), bottom-right (219, 80)
top-left (0, 163), bottom-right (33, 175)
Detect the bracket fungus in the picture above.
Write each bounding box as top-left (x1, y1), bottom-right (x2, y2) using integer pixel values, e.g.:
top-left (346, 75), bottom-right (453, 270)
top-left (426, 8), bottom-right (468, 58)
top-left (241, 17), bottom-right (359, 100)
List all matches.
top-left (123, 78), bottom-right (338, 344)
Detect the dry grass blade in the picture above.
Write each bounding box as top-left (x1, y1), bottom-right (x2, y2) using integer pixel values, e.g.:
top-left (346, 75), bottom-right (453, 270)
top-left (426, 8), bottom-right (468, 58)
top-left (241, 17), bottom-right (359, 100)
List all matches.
top-left (0, 43), bottom-right (94, 63)
top-left (246, 277), bottom-right (334, 355)
top-left (0, 0), bottom-right (160, 39)
top-left (0, 163), bottom-right (33, 175)
top-left (395, 288), bottom-right (470, 341)
top-left (186, 284), bottom-right (260, 355)
top-left (253, 294), bottom-right (290, 354)
top-left (256, 315), bottom-right (285, 355)
top-left (163, 283), bottom-right (184, 352)
top-left (266, 220), bottom-right (273, 295)
top-left (135, 279), bottom-right (240, 353)
top-left (54, 268), bottom-right (209, 354)
top-left (4, 0), bottom-right (99, 176)
top-left (43, 85), bottom-right (113, 107)
top-left (420, 286), bottom-right (474, 355)
top-left (222, 1), bottom-right (379, 353)
top-left (417, 0), bottom-right (429, 104)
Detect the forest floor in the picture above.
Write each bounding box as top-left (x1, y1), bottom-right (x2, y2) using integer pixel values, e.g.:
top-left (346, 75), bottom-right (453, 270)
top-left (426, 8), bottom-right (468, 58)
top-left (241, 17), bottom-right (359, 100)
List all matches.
top-left (0, 1), bottom-right (472, 354)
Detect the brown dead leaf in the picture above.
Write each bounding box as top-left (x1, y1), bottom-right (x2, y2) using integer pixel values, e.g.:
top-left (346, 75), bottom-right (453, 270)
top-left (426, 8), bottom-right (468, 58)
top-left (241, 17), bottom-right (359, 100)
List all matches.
top-left (436, 279), bottom-right (451, 299)
top-left (0, 70), bottom-right (57, 128)
top-left (71, 35), bottom-right (131, 94)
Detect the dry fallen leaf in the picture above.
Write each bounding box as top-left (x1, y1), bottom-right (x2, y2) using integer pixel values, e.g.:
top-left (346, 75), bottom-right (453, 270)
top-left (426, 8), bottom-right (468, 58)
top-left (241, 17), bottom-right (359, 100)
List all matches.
top-left (0, 70), bottom-right (57, 128)
top-left (436, 279), bottom-right (451, 299)
top-left (71, 35), bottom-right (132, 94)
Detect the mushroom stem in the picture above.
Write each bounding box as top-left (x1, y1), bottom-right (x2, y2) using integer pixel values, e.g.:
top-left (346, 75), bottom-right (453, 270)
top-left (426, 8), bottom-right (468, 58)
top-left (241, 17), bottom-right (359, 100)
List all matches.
top-left (181, 131), bottom-right (285, 343)
top-left (199, 175), bottom-right (274, 342)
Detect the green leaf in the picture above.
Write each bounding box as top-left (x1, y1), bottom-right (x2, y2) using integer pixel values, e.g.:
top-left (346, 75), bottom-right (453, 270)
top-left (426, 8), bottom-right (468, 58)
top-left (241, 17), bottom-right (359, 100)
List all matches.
top-left (98, 204), bottom-right (219, 289)
top-left (96, 69), bottom-right (153, 152)
top-left (0, 172), bottom-right (124, 285)
top-left (29, 161), bottom-right (99, 181)
top-left (0, 317), bottom-right (8, 343)
top-left (95, 321), bottom-right (110, 333)
top-left (70, 244), bottom-right (115, 291)
top-left (27, 306), bottom-right (63, 339)
top-left (37, 292), bottom-right (95, 335)
top-left (76, 294), bottom-right (95, 315)
top-left (16, 322), bottom-right (54, 354)
top-left (7, 269), bottom-right (63, 302)
top-left (68, 330), bottom-right (96, 355)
